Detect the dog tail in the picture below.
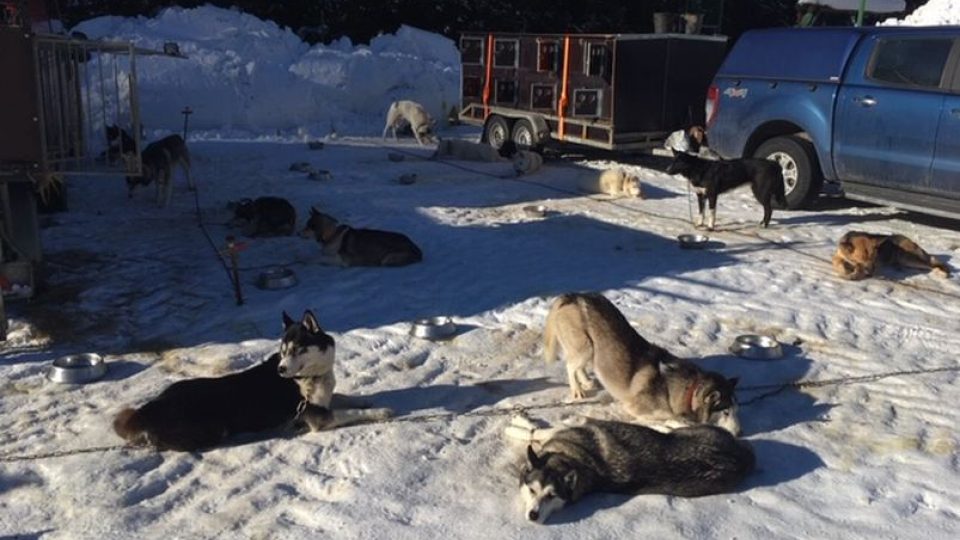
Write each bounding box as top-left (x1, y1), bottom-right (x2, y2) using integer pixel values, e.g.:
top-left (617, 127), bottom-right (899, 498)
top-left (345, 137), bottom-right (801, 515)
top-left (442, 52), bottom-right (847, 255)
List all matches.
top-left (113, 407), bottom-right (145, 443)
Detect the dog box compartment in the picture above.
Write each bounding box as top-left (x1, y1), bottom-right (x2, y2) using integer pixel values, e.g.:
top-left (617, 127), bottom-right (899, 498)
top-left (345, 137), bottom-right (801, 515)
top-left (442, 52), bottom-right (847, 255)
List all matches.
top-left (458, 32), bottom-right (728, 151)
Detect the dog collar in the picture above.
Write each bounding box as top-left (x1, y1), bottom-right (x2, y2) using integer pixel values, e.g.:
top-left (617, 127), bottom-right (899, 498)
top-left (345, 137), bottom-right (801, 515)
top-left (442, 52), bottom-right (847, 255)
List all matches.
top-left (684, 380), bottom-right (702, 414)
top-left (322, 224), bottom-right (348, 244)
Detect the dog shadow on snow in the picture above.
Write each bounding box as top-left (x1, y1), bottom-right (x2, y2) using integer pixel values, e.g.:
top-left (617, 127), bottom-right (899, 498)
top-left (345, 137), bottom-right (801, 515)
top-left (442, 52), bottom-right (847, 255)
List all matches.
top-left (359, 377), bottom-right (564, 417)
top-left (698, 344), bottom-right (834, 435)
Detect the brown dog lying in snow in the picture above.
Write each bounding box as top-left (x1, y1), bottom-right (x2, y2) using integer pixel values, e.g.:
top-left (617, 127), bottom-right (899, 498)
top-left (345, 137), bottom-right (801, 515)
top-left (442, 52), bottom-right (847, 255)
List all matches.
top-left (832, 231), bottom-right (950, 280)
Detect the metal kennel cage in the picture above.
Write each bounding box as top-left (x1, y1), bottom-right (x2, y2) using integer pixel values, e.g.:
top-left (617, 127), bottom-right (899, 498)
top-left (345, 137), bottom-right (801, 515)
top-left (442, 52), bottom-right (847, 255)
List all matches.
top-left (0, 1), bottom-right (145, 340)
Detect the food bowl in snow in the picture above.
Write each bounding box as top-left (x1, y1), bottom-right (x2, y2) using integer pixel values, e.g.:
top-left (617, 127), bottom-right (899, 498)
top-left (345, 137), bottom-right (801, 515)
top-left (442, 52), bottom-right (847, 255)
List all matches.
top-left (410, 317), bottom-right (457, 340)
top-left (397, 173), bottom-right (417, 185)
top-left (677, 234), bottom-right (710, 249)
top-left (729, 335), bottom-right (783, 360)
top-left (307, 140), bottom-right (325, 150)
top-left (257, 267), bottom-right (298, 290)
top-left (48, 353), bottom-right (107, 384)
top-left (387, 152), bottom-right (406, 162)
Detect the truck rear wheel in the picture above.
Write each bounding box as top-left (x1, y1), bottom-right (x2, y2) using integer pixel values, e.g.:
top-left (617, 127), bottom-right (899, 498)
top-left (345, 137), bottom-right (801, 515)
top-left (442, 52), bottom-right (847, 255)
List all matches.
top-left (484, 115), bottom-right (511, 150)
top-left (754, 136), bottom-right (823, 209)
top-left (511, 119), bottom-right (540, 150)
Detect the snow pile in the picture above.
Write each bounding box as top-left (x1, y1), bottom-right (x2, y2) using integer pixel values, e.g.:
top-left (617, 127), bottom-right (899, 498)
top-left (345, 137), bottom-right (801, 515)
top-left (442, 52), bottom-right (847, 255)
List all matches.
top-left (882, 0), bottom-right (960, 25)
top-left (73, 5), bottom-right (459, 136)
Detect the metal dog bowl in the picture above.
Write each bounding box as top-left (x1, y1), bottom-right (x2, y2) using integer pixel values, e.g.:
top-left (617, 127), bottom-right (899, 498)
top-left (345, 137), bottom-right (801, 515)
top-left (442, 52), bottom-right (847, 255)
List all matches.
top-left (678, 234), bottom-right (710, 249)
top-left (410, 317), bottom-right (457, 340)
top-left (397, 173), bottom-right (417, 185)
top-left (307, 141), bottom-right (325, 150)
top-left (523, 205), bottom-right (547, 218)
top-left (257, 267), bottom-right (298, 290)
top-left (729, 335), bottom-right (784, 360)
top-left (48, 353), bottom-right (107, 384)
top-left (387, 152), bottom-right (406, 162)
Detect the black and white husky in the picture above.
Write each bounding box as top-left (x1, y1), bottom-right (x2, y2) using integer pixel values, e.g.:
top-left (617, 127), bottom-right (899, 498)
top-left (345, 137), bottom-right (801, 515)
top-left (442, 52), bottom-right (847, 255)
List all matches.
top-left (113, 311), bottom-right (391, 451)
top-left (505, 415), bottom-right (755, 524)
top-left (666, 151), bottom-right (786, 230)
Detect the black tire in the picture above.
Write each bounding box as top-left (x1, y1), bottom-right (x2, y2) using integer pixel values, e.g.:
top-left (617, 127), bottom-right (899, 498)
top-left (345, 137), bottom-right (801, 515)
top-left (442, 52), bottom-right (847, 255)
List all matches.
top-left (484, 115), bottom-right (511, 150)
top-left (754, 136), bottom-right (824, 210)
top-left (511, 118), bottom-right (540, 150)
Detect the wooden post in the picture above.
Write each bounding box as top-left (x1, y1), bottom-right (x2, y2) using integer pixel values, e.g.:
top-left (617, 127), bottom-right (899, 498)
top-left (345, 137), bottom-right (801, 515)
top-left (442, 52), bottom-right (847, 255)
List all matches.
top-left (225, 235), bottom-right (244, 306)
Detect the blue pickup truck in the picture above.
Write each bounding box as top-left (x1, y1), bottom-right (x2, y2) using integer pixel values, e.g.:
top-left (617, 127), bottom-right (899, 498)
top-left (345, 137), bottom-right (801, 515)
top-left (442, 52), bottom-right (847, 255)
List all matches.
top-left (707, 26), bottom-right (960, 217)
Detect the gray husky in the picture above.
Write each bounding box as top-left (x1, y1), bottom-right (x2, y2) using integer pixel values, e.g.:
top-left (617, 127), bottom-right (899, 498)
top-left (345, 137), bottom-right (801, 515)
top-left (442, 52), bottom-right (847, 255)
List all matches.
top-left (506, 415), bottom-right (755, 523)
top-left (543, 292), bottom-right (740, 435)
top-left (300, 207), bottom-right (423, 267)
top-left (126, 134), bottom-right (194, 207)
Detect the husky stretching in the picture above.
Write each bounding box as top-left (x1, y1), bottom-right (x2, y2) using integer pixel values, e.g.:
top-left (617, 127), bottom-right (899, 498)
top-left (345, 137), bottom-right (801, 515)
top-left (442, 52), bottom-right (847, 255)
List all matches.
top-left (432, 139), bottom-right (512, 162)
top-left (506, 415), bottom-right (755, 523)
top-left (382, 100), bottom-right (436, 145)
top-left (113, 311), bottom-right (390, 451)
top-left (543, 292), bottom-right (740, 435)
top-left (126, 134), bottom-right (194, 207)
top-left (832, 231), bottom-right (950, 280)
top-left (666, 151), bottom-right (786, 229)
top-left (300, 207), bottom-right (423, 267)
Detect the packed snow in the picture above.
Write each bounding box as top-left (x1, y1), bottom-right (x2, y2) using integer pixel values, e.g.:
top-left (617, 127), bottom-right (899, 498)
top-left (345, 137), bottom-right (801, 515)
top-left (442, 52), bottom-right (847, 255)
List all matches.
top-left (72, 6), bottom-right (459, 137)
top-left (2, 4), bottom-right (960, 540)
top-left (883, 0), bottom-right (960, 24)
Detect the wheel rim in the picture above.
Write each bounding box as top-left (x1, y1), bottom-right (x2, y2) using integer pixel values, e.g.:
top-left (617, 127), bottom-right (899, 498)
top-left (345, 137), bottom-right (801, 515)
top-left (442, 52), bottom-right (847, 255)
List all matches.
top-left (488, 122), bottom-right (508, 149)
top-left (514, 125), bottom-right (533, 147)
top-left (768, 151), bottom-right (799, 195)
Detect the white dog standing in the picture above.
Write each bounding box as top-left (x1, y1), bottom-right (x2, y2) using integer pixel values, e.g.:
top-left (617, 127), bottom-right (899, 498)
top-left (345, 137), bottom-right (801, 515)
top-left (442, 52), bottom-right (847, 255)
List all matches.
top-left (383, 100), bottom-right (436, 145)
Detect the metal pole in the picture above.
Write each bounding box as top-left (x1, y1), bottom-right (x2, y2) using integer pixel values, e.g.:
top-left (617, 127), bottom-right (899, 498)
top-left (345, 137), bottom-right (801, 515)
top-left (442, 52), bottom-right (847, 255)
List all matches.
top-left (225, 236), bottom-right (244, 306)
top-left (181, 106), bottom-right (193, 141)
top-left (856, 0), bottom-right (867, 26)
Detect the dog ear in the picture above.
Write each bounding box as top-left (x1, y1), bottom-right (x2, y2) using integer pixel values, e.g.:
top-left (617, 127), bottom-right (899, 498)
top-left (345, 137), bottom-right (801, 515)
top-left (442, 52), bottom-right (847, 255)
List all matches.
top-left (728, 377), bottom-right (739, 389)
top-left (706, 390), bottom-right (721, 406)
top-left (282, 311), bottom-right (296, 330)
top-left (301, 310), bottom-right (321, 333)
top-left (563, 470), bottom-right (577, 489)
top-left (526, 445), bottom-right (543, 468)
top-left (310, 206), bottom-right (319, 216)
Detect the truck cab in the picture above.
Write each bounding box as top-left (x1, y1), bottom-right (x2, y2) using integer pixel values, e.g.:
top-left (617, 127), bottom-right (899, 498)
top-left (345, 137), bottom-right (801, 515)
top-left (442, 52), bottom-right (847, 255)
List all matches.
top-left (708, 26), bottom-right (960, 217)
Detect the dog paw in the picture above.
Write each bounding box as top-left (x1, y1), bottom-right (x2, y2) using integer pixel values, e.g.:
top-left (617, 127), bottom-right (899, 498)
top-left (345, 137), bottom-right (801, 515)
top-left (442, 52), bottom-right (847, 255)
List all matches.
top-left (509, 413), bottom-right (537, 430)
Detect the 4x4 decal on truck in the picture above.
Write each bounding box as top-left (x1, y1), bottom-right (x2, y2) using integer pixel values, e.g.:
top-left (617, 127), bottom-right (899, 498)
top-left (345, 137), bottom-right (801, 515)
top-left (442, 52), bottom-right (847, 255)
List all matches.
top-left (723, 87), bottom-right (749, 99)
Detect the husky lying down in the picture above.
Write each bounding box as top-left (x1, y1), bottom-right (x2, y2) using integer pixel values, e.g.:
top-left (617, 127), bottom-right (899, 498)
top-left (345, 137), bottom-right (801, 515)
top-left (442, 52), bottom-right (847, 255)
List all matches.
top-left (506, 415), bottom-right (755, 523)
top-left (300, 207), bottom-right (423, 267)
top-left (113, 311), bottom-right (390, 451)
top-left (832, 230), bottom-right (950, 280)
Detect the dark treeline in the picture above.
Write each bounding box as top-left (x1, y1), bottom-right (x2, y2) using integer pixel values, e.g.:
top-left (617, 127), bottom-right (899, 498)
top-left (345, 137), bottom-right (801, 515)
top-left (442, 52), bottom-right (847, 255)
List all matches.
top-left (58, 1), bottom-right (928, 44)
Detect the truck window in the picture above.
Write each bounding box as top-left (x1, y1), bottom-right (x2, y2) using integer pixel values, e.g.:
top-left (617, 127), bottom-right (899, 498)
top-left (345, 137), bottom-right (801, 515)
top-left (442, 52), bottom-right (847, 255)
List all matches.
top-left (537, 40), bottom-right (559, 72)
top-left (869, 38), bottom-right (954, 89)
top-left (461, 37), bottom-right (484, 65)
top-left (494, 39), bottom-right (519, 68)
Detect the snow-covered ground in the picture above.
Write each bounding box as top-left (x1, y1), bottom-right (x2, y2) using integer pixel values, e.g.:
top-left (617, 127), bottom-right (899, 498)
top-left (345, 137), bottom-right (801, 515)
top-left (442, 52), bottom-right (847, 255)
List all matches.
top-left (3, 1), bottom-right (960, 538)
top-left (2, 134), bottom-right (960, 539)
top-left (883, 0), bottom-right (960, 24)
top-left (73, 6), bottom-right (459, 137)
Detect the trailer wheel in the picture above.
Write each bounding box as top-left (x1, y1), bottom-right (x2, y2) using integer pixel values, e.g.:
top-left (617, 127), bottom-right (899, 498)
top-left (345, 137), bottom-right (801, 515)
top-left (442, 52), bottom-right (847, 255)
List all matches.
top-left (511, 119), bottom-right (539, 150)
top-left (754, 136), bottom-right (823, 210)
top-left (484, 115), bottom-right (511, 150)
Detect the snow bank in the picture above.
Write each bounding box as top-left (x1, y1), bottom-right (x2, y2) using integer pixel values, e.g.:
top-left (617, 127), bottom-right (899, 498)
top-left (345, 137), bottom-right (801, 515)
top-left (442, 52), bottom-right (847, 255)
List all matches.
top-left (882, 0), bottom-right (960, 25)
top-left (73, 5), bottom-right (460, 137)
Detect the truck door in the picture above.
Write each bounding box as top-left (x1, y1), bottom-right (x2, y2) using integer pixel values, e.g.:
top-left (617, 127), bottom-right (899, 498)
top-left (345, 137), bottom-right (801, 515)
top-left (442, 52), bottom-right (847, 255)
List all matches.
top-left (931, 45), bottom-right (960, 195)
top-left (834, 36), bottom-right (955, 190)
